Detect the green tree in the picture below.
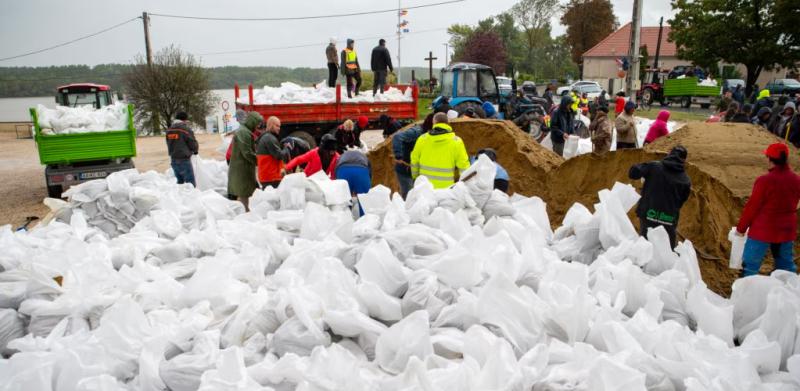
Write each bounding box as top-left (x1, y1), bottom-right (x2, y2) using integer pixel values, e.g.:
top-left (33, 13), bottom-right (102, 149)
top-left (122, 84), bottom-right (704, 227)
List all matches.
top-left (669, 0), bottom-right (800, 94)
top-left (511, 0), bottom-right (559, 72)
top-left (561, 0), bottom-right (618, 67)
top-left (123, 46), bottom-right (214, 133)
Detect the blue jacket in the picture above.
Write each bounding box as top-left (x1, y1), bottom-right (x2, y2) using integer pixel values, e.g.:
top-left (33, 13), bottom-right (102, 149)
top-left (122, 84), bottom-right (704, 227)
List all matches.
top-left (392, 125), bottom-right (424, 174)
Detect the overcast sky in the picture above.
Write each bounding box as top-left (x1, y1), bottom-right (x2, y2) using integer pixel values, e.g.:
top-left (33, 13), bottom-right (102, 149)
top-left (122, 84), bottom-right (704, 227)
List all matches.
top-left (0, 0), bottom-right (675, 69)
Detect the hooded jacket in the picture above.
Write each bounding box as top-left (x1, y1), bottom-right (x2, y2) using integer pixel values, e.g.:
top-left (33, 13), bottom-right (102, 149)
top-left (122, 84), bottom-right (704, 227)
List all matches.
top-left (255, 131), bottom-right (291, 183)
top-left (286, 147), bottom-right (340, 179)
top-left (644, 110), bottom-right (670, 144)
top-left (410, 123), bottom-right (470, 189)
top-left (589, 111), bottom-right (613, 154)
top-left (549, 96), bottom-right (574, 144)
top-left (615, 106), bottom-right (638, 145)
top-left (754, 89), bottom-right (774, 115)
top-left (228, 112), bottom-right (263, 197)
top-left (737, 164), bottom-right (800, 243)
top-left (753, 107), bottom-right (772, 128)
top-left (165, 121), bottom-right (199, 160)
top-left (772, 102), bottom-right (798, 144)
top-left (370, 45), bottom-right (393, 73)
top-left (326, 43), bottom-right (338, 64)
top-left (629, 148), bottom-right (692, 227)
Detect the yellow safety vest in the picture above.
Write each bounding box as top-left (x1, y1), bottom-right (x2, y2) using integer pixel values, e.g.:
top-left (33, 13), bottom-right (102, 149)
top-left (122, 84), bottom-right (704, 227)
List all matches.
top-left (571, 92), bottom-right (579, 112)
top-left (410, 123), bottom-right (471, 189)
top-left (345, 48), bottom-right (358, 70)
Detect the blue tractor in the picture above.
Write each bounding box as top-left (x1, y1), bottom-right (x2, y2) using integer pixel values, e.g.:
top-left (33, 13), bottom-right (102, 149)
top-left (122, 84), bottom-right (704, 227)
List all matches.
top-left (432, 63), bottom-right (506, 119)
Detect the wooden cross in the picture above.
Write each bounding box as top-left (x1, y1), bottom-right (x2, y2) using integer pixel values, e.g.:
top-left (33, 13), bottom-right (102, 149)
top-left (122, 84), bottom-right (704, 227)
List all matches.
top-left (425, 51), bottom-right (438, 92)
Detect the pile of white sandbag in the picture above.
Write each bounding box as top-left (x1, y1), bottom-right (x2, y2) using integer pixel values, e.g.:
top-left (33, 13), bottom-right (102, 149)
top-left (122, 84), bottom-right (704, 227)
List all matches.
top-left (542, 117), bottom-right (681, 158)
top-left (36, 102), bottom-right (130, 135)
top-left (164, 156), bottom-right (230, 195)
top-left (2, 156), bottom-right (800, 390)
top-left (240, 82), bottom-right (413, 105)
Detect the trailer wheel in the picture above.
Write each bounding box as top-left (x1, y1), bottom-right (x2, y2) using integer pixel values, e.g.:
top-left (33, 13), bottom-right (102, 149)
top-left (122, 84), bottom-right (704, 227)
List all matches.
top-left (681, 97), bottom-right (691, 108)
top-left (288, 131), bottom-right (316, 148)
top-left (47, 185), bottom-right (63, 199)
top-left (642, 88), bottom-right (655, 106)
top-left (700, 103), bottom-right (711, 109)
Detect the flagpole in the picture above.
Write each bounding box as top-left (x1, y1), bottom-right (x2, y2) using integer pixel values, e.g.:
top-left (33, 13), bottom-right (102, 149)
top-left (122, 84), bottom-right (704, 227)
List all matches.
top-left (397, 0), bottom-right (402, 83)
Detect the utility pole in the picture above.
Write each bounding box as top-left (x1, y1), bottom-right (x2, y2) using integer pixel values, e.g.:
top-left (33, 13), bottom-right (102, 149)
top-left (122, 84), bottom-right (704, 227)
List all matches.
top-left (396, 0), bottom-right (402, 83)
top-left (652, 16), bottom-right (664, 84)
top-left (142, 12), bottom-right (153, 66)
top-left (425, 51), bottom-right (438, 92)
top-left (442, 43), bottom-right (449, 67)
top-left (626, 0), bottom-right (643, 98)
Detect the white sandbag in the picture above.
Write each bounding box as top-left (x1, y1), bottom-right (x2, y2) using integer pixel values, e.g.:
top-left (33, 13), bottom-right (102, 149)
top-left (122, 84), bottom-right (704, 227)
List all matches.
top-left (728, 227), bottom-right (746, 270)
top-left (563, 135), bottom-right (580, 159)
top-left (686, 283), bottom-right (734, 346)
top-left (0, 308), bottom-right (26, 356)
top-left (356, 280), bottom-right (403, 321)
top-left (271, 317), bottom-right (331, 357)
top-left (597, 188), bottom-right (639, 249)
top-left (737, 329), bottom-right (781, 375)
top-left (197, 347), bottom-right (265, 391)
top-left (160, 330), bottom-right (221, 391)
top-left (357, 185), bottom-right (392, 216)
top-left (374, 310), bottom-right (433, 374)
top-left (355, 239), bottom-right (408, 297)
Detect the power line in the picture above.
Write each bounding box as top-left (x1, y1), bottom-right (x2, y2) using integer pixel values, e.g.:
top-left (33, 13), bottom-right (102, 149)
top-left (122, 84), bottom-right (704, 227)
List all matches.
top-left (197, 28), bottom-right (448, 56)
top-left (0, 17), bottom-right (141, 63)
top-left (149, 0), bottom-right (465, 21)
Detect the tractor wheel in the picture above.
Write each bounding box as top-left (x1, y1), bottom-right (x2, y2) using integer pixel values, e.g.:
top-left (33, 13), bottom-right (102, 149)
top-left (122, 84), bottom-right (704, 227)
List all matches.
top-left (681, 97), bottom-right (691, 108)
top-left (453, 101), bottom-right (487, 119)
top-left (642, 88), bottom-right (655, 106)
top-left (288, 131), bottom-right (316, 148)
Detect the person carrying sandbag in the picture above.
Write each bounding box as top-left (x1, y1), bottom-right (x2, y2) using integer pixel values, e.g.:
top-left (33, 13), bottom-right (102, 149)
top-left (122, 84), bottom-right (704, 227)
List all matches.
top-left (615, 101), bottom-right (638, 149)
top-left (255, 116), bottom-right (291, 189)
top-left (628, 146), bottom-right (692, 248)
top-left (735, 143), bottom-right (800, 277)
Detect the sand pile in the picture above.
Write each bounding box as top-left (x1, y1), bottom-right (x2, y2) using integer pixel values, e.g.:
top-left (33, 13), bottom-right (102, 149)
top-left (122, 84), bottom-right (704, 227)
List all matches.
top-left (548, 122), bottom-right (796, 295)
top-left (369, 119), bottom-right (563, 196)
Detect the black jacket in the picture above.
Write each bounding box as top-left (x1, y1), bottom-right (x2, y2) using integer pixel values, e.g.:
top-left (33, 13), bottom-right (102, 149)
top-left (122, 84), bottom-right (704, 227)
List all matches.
top-left (370, 45), bottom-right (393, 72)
top-left (165, 121), bottom-right (198, 160)
top-left (549, 96), bottom-right (574, 144)
top-left (629, 150), bottom-right (692, 226)
top-left (333, 126), bottom-right (362, 154)
top-left (730, 112), bottom-right (752, 123)
top-left (255, 131), bottom-right (290, 162)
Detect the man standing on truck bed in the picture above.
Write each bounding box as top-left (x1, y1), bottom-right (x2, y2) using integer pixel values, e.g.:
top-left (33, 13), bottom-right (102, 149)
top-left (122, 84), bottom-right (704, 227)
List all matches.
top-left (341, 39), bottom-right (362, 98)
top-left (371, 39), bottom-right (394, 95)
top-left (166, 112), bottom-right (199, 187)
top-left (326, 38), bottom-right (338, 88)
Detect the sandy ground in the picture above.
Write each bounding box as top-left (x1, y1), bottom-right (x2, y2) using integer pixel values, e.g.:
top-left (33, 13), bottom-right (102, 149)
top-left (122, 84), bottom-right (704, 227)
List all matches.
top-left (0, 130), bottom-right (385, 228)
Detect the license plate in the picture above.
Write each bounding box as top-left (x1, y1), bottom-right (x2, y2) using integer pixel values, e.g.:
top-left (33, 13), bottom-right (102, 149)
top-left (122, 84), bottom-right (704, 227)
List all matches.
top-left (80, 171), bottom-right (108, 180)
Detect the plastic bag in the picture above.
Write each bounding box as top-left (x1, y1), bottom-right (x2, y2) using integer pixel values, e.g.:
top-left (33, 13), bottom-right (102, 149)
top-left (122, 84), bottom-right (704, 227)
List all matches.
top-left (686, 283), bottom-right (734, 346)
top-left (355, 239), bottom-right (408, 297)
top-left (374, 310), bottom-right (433, 374)
top-left (728, 227), bottom-right (746, 270)
top-left (160, 331), bottom-right (221, 391)
top-left (0, 309), bottom-right (26, 356)
top-left (357, 185), bottom-right (392, 216)
top-left (271, 317), bottom-right (331, 357)
top-left (563, 135), bottom-right (580, 159)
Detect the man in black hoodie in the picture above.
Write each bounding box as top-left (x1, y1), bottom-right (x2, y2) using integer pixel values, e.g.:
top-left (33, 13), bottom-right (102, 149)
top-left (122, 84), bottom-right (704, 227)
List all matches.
top-left (549, 95), bottom-right (574, 156)
top-left (166, 112), bottom-right (199, 187)
top-left (370, 39), bottom-right (394, 95)
top-left (629, 146), bottom-right (692, 248)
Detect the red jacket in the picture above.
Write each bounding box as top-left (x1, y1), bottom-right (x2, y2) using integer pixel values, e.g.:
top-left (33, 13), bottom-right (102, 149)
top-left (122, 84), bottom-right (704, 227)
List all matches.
top-left (737, 165), bottom-right (800, 243)
top-left (285, 148), bottom-right (340, 179)
top-left (615, 97), bottom-right (626, 115)
top-left (644, 110), bottom-right (670, 144)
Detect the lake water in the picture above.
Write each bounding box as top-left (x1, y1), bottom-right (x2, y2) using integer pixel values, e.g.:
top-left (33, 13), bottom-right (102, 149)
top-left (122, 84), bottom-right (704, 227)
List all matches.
top-left (0, 89), bottom-right (238, 130)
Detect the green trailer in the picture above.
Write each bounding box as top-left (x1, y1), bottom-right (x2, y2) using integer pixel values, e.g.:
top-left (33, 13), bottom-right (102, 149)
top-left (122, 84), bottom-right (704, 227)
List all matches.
top-left (29, 103), bottom-right (137, 198)
top-left (663, 77), bottom-right (721, 108)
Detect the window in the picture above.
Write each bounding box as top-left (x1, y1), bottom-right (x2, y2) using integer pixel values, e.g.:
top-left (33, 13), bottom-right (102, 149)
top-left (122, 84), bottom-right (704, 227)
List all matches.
top-left (456, 71), bottom-right (477, 96)
top-left (478, 70), bottom-right (497, 98)
top-left (440, 71), bottom-right (454, 97)
top-left (98, 92), bottom-right (110, 107)
top-left (64, 93), bottom-right (99, 108)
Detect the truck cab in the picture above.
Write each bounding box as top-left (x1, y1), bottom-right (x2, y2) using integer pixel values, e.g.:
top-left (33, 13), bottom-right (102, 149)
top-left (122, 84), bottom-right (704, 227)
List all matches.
top-left (433, 63), bottom-right (502, 118)
top-left (56, 83), bottom-right (114, 108)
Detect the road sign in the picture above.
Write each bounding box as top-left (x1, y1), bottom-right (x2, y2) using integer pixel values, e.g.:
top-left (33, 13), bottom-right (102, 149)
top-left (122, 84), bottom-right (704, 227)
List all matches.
top-left (221, 100), bottom-right (230, 111)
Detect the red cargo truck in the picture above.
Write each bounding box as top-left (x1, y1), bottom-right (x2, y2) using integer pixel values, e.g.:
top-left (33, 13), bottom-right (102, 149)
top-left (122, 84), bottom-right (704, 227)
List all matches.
top-left (234, 83), bottom-right (418, 147)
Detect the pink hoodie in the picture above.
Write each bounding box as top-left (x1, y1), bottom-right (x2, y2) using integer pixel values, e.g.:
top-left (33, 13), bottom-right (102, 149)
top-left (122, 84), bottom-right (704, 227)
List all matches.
top-left (644, 110), bottom-right (670, 144)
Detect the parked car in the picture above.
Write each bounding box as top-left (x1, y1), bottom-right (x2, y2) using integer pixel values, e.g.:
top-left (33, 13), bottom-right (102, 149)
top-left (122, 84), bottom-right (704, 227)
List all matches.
top-left (722, 79), bottom-right (745, 93)
top-left (765, 79), bottom-right (800, 96)
top-left (557, 81), bottom-right (608, 101)
top-left (496, 76), bottom-right (513, 98)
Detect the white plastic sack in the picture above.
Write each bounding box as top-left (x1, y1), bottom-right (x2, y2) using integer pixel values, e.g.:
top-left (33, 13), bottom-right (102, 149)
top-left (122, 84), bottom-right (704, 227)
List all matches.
top-left (374, 310), bottom-right (433, 374)
top-left (563, 135), bottom-right (580, 159)
top-left (728, 227), bottom-right (746, 269)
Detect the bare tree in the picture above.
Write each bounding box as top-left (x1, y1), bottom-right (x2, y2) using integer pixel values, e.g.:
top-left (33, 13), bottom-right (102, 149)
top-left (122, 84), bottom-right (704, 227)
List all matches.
top-left (511, 0), bottom-right (559, 64)
top-left (123, 45), bottom-right (214, 134)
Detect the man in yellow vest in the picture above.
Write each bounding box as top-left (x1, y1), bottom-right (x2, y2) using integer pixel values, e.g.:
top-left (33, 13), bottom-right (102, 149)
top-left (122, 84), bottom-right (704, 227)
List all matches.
top-left (410, 112), bottom-right (470, 189)
top-left (340, 38), bottom-right (362, 98)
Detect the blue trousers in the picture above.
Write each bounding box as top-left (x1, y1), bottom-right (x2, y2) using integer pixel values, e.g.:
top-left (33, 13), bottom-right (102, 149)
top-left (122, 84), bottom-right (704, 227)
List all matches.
top-left (171, 159), bottom-right (196, 187)
top-left (742, 238), bottom-right (796, 277)
top-left (395, 170), bottom-right (414, 199)
top-left (336, 165), bottom-right (371, 215)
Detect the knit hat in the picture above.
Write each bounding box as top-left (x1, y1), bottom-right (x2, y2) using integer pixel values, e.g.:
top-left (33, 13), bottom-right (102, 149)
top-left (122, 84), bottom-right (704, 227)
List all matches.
top-left (357, 115), bottom-right (369, 129)
top-left (624, 101), bottom-right (636, 112)
top-left (320, 134), bottom-right (337, 151)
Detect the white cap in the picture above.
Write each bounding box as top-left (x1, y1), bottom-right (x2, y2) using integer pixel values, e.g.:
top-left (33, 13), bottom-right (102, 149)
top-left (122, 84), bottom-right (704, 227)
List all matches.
top-left (330, 37), bottom-right (337, 44)
top-left (447, 110), bottom-right (459, 120)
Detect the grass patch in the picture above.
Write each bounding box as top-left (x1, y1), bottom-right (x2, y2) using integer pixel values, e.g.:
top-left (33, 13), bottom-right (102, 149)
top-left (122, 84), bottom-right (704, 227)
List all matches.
top-left (418, 97), bottom-right (433, 121)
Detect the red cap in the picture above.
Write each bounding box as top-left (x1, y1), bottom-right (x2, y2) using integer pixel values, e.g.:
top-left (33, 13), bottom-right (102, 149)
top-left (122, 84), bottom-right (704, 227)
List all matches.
top-left (357, 116), bottom-right (369, 129)
top-left (764, 143), bottom-right (789, 159)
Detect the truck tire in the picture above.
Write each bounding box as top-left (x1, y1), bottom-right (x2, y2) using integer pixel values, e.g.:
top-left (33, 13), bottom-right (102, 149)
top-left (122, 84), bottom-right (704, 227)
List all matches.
top-left (642, 88), bottom-right (655, 106)
top-left (288, 131), bottom-right (316, 148)
top-left (47, 185), bottom-right (63, 199)
top-left (700, 103), bottom-right (711, 109)
top-left (681, 97), bottom-right (691, 108)
top-left (454, 102), bottom-right (487, 118)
